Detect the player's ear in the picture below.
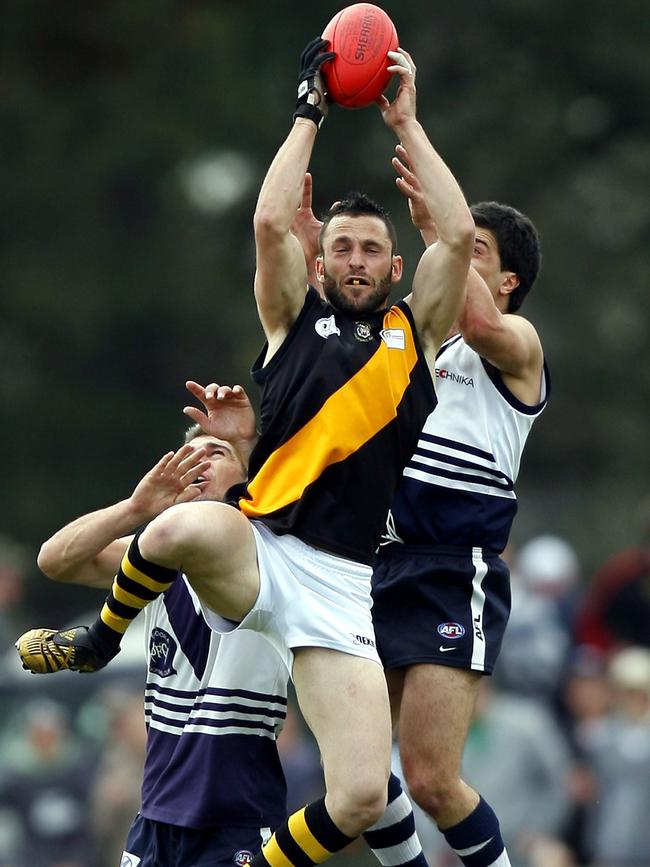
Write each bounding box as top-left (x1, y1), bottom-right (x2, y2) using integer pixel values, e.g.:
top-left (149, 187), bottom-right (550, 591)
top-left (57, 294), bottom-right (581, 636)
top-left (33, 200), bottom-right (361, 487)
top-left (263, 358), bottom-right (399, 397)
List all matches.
top-left (315, 255), bottom-right (325, 282)
top-left (500, 272), bottom-right (519, 297)
top-left (391, 254), bottom-right (403, 283)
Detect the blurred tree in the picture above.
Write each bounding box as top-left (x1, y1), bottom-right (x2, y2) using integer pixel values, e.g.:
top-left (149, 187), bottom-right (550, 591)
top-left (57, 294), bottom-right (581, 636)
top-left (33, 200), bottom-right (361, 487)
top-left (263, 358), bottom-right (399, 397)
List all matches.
top-left (1, 0), bottom-right (648, 622)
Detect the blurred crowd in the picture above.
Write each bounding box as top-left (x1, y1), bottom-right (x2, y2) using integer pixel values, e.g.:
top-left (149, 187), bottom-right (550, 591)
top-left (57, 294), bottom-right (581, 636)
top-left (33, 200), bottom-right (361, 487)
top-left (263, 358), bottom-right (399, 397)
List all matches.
top-left (0, 516), bottom-right (649, 867)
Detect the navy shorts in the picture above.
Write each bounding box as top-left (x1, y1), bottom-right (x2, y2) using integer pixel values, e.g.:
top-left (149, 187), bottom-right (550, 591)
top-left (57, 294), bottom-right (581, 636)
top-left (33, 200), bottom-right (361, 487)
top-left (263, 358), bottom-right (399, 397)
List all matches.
top-left (371, 545), bottom-right (511, 674)
top-left (121, 814), bottom-right (271, 867)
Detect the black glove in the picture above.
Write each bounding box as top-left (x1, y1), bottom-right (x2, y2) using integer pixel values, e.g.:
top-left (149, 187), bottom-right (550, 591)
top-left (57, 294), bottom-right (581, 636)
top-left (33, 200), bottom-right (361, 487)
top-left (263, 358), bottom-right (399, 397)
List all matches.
top-left (293, 37), bottom-right (335, 128)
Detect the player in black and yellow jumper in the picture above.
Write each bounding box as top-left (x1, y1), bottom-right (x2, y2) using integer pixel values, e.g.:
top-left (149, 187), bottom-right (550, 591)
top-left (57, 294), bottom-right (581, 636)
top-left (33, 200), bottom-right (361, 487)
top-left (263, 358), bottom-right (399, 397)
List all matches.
top-left (18, 38), bottom-right (475, 867)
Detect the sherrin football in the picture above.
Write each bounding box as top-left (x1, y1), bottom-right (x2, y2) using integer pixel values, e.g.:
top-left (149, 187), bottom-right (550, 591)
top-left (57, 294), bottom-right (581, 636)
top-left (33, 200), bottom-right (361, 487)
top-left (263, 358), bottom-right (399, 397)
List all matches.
top-left (321, 4), bottom-right (399, 109)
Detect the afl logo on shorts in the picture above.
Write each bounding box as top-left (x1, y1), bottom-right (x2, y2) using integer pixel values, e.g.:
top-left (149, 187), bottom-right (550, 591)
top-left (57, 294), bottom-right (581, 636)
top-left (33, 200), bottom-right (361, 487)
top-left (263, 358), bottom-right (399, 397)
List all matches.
top-left (437, 622), bottom-right (465, 640)
top-left (234, 851), bottom-right (254, 866)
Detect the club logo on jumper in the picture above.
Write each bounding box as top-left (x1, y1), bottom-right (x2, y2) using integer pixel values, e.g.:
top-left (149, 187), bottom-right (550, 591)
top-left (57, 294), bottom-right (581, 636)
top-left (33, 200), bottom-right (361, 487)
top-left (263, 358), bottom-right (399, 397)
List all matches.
top-left (435, 367), bottom-right (474, 387)
top-left (437, 622), bottom-right (465, 640)
top-left (121, 853), bottom-right (141, 867)
top-left (354, 321), bottom-right (373, 342)
top-left (380, 328), bottom-right (405, 350)
top-left (234, 851), bottom-right (254, 866)
top-left (149, 627), bottom-right (177, 677)
top-left (352, 633), bottom-right (376, 648)
top-left (315, 315), bottom-right (341, 339)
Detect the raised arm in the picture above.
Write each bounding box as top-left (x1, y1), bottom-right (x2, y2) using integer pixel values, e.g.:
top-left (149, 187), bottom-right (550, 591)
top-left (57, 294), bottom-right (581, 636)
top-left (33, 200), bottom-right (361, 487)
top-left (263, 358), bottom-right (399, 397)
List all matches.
top-left (378, 50), bottom-right (474, 362)
top-left (184, 381), bottom-right (258, 467)
top-left (253, 39), bottom-right (333, 359)
top-left (290, 172), bottom-right (323, 292)
top-left (37, 446), bottom-right (210, 588)
top-left (393, 147), bottom-right (543, 404)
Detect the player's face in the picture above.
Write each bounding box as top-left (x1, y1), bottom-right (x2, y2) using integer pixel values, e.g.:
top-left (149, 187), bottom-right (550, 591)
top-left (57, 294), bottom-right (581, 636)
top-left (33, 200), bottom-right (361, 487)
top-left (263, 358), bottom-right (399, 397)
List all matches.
top-left (471, 228), bottom-right (516, 306)
top-left (188, 435), bottom-right (245, 502)
top-left (318, 215), bottom-right (401, 314)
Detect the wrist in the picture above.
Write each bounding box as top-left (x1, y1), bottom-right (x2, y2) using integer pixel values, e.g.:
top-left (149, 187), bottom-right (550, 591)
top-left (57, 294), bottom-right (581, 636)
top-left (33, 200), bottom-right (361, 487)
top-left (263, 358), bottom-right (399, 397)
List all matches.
top-left (123, 496), bottom-right (157, 527)
top-left (293, 104), bottom-right (324, 128)
top-left (391, 117), bottom-right (423, 138)
top-left (231, 434), bottom-right (258, 471)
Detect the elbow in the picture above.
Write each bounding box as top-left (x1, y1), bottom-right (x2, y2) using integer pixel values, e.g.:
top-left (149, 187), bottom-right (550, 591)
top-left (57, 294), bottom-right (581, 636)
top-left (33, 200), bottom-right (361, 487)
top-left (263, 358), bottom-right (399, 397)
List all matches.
top-left (460, 313), bottom-right (496, 347)
top-left (37, 542), bottom-right (76, 583)
top-left (453, 212), bottom-right (476, 255)
top-left (37, 543), bottom-right (62, 581)
top-left (253, 204), bottom-right (287, 243)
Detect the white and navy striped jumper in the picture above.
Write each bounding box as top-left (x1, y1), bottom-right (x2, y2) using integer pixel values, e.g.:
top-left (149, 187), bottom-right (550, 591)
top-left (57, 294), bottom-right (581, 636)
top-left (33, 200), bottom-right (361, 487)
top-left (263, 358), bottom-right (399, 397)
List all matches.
top-left (140, 577), bottom-right (288, 829)
top-left (383, 334), bottom-right (550, 553)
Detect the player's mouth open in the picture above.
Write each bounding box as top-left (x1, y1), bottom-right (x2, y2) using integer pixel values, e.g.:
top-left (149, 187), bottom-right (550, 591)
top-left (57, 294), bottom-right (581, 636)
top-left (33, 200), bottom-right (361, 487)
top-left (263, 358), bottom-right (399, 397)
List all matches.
top-left (344, 276), bottom-right (371, 287)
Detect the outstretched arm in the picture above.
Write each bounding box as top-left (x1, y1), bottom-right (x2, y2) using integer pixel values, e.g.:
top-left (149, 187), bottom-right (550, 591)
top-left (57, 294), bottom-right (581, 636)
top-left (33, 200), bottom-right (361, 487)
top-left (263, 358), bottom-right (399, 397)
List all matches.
top-left (253, 39), bottom-right (334, 358)
top-left (37, 446), bottom-right (211, 588)
top-left (184, 381), bottom-right (258, 467)
top-left (379, 50), bottom-right (474, 361)
top-left (290, 172), bottom-right (323, 291)
top-left (393, 153), bottom-right (543, 401)
top-left (392, 143), bottom-right (438, 247)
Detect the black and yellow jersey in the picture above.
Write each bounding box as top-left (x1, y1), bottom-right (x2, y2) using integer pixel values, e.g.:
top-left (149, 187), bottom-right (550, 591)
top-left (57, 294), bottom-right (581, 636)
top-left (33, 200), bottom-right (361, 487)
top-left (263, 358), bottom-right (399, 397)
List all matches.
top-left (238, 286), bottom-right (436, 564)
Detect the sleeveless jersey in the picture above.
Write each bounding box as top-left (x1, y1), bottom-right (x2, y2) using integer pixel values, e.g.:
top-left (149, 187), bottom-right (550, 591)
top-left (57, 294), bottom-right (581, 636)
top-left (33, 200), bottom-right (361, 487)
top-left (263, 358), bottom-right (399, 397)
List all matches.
top-left (382, 333), bottom-right (550, 554)
top-left (140, 578), bottom-right (288, 829)
top-left (238, 286), bottom-right (436, 565)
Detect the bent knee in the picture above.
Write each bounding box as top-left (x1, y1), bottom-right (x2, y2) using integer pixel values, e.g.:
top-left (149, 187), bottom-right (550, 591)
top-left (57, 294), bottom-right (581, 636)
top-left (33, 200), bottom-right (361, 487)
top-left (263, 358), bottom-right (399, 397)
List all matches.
top-left (138, 502), bottom-right (237, 565)
top-left (404, 764), bottom-right (460, 818)
top-left (328, 779), bottom-right (388, 835)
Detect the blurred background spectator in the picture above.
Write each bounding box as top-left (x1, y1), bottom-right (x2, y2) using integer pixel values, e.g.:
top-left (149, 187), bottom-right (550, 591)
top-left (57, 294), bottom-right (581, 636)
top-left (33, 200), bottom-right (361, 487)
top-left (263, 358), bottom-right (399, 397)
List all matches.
top-left (579, 647), bottom-right (650, 866)
top-left (557, 646), bottom-right (610, 866)
top-left (497, 535), bottom-right (580, 703)
top-left (87, 688), bottom-right (146, 867)
top-left (575, 495), bottom-right (650, 652)
top-left (0, 698), bottom-right (97, 867)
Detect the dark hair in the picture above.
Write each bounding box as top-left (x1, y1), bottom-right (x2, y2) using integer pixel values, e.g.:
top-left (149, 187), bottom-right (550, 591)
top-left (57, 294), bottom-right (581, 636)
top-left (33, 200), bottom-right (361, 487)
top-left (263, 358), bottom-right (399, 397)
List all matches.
top-left (320, 192), bottom-right (398, 252)
top-left (470, 202), bottom-right (541, 312)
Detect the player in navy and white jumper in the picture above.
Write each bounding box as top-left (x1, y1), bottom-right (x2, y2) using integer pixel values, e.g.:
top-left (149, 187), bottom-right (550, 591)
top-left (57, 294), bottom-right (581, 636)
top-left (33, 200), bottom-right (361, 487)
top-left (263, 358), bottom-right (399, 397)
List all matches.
top-left (31, 383), bottom-right (432, 867)
top-left (371, 150), bottom-right (550, 867)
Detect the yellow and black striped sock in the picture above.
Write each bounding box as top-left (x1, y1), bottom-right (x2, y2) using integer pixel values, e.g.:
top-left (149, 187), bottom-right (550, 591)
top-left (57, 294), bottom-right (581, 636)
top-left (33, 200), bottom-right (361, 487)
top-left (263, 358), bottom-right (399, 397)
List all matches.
top-left (252, 798), bottom-right (354, 867)
top-left (88, 532), bottom-right (179, 652)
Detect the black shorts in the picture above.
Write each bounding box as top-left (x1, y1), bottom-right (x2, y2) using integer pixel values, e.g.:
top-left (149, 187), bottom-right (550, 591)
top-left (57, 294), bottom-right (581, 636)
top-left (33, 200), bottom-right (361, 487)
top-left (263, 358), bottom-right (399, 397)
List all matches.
top-left (122, 814), bottom-right (270, 867)
top-left (371, 545), bottom-right (511, 674)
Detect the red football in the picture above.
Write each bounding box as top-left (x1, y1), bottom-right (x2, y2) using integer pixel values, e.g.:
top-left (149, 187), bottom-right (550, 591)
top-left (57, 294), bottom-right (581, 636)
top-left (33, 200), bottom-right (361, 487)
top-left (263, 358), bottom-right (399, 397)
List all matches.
top-left (321, 4), bottom-right (399, 109)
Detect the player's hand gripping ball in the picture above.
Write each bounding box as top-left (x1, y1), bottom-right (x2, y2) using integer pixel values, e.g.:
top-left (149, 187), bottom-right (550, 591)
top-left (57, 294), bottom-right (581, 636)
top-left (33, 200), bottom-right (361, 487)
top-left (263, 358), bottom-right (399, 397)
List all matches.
top-left (321, 4), bottom-right (399, 109)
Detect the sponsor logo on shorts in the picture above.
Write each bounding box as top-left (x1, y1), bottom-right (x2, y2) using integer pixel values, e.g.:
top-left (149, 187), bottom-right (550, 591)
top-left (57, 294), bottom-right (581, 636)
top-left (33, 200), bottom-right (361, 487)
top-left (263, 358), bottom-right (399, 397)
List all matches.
top-left (121, 853), bottom-right (141, 867)
top-left (149, 627), bottom-right (177, 677)
top-left (352, 633), bottom-right (376, 648)
top-left (315, 315), bottom-right (341, 339)
top-left (437, 622), bottom-right (465, 640)
top-left (234, 850), bottom-right (254, 866)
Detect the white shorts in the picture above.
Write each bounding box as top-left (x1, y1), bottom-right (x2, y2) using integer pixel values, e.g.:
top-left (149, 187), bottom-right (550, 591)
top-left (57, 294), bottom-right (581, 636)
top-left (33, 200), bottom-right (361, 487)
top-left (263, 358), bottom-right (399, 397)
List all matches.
top-left (201, 521), bottom-right (381, 674)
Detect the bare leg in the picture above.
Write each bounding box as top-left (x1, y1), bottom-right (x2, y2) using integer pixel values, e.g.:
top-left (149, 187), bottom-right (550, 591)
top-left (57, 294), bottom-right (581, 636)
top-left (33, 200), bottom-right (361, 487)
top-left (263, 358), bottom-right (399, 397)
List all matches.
top-left (292, 647), bottom-right (393, 837)
top-left (138, 500), bottom-right (260, 620)
top-left (398, 663), bottom-right (481, 828)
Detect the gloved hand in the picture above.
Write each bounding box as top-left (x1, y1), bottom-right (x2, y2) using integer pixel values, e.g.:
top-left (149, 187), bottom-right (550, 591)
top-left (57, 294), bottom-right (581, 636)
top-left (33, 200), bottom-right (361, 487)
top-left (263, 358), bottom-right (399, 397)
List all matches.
top-left (293, 37), bottom-right (335, 127)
